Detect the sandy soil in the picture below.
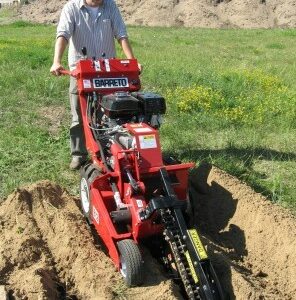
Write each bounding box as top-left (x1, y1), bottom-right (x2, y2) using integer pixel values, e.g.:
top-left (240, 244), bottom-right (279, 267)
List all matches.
top-left (190, 164), bottom-right (296, 300)
top-left (36, 106), bottom-right (66, 136)
top-left (19, 0), bottom-right (296, 28)
top-left (0, 181), bottom-right (179, 300)
top-left (0, 165), bottom-right (295, 299)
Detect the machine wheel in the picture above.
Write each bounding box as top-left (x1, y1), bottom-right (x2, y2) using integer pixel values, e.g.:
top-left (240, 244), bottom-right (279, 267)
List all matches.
top-left (117, 239), bottom-right (144, 287)
top-left (80, 164), bottom-right (101, 224)
top-left (80, 175), bottom-right (91, 222)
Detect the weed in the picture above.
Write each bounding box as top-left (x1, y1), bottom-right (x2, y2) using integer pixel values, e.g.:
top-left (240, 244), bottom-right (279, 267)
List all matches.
top-left (16, 227), bottom-right (24, 234)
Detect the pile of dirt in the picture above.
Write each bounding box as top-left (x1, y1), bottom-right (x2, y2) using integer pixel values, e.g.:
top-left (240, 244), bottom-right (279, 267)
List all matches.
top-left (0, 167), bottom-right (295, 299)
top-left (19, 0), bottom-right (296, 28)
top-left (0, 181), bottom-right (179, 299)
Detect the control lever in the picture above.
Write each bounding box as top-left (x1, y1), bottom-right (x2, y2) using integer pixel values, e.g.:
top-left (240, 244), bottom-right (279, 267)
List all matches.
top-left (82, 47), bottom-right (87, 59)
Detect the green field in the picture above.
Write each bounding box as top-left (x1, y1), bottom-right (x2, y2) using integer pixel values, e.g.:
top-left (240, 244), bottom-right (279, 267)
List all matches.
top-left (0, 20), bottom-right (295, 209)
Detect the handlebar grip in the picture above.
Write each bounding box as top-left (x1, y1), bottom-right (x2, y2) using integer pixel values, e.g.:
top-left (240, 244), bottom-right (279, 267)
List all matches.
top-left (59, 69), bottom-right (72, 76)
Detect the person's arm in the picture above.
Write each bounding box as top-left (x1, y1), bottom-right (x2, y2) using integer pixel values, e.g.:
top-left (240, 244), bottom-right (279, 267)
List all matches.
top-left (50, 36), bottom-right (68, 76)
top-left (50, 2), bottom-right (74, 76)
top-left (118, 37), bottom-right (142, 73)
top-left (118, 37), bottom-right (134, 59)
top-left (111, 0), bottom-right (142, 73)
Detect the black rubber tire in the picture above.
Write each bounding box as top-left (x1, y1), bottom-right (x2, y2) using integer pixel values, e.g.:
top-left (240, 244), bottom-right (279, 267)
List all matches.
top-left (117, 239), bottom-right (144, 287)
top-left (80, 164), bottom-right (101, 224)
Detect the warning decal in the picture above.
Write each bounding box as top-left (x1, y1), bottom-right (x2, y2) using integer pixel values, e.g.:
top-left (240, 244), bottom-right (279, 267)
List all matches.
top-left (83, 79), bottom-right (91, 89)
top-left (94, 61), bottom-right (101, 72)
top-left (93, 207), bottom-right (99, 224)
top-left (139, 135), bottom-right (157, 149)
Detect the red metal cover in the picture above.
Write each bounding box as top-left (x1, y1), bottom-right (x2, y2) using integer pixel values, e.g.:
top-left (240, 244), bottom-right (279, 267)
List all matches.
top-left (74, 58), bottom-right (141, 94)
top-left (125, 123), bottom-right (163, 170)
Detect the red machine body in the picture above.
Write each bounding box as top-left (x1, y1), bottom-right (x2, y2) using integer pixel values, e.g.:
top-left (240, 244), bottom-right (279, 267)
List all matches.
top-left (61, 57), bottom-right (224, 300)
top-left (69, 58), bottom-right (194, 267)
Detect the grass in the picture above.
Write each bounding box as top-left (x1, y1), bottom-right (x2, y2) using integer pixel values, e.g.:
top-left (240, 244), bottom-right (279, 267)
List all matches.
top-left (0, 19), bottom-right (295, 210)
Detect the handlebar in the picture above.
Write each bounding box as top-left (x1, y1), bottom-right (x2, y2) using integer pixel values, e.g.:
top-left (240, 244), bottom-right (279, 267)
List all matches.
top-left (59, 69), bottom-right (74, 76)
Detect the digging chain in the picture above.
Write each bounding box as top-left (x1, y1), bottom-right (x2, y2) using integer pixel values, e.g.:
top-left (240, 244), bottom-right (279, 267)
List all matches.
top-left (161, 208), bottom-right (201, 300)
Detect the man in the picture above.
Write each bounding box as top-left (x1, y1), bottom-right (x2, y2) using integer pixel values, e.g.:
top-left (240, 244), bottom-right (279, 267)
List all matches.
top-left (50, 0), bottom-right (140, 170)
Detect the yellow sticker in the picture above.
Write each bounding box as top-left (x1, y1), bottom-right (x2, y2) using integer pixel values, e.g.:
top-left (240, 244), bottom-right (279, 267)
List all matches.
top-left (185, 251), bottom-right (199, 283)
top-left (188, 229), bottom-right (208, 260)
top-left (143, 134), bottom-right (154, 139)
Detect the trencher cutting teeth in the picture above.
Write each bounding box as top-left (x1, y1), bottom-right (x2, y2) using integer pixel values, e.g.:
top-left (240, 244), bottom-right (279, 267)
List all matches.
top-left (161, 208), bottom-right (201, 299)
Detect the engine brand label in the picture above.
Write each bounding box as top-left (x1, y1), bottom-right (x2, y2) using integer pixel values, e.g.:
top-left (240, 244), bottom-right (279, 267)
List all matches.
top-left (93, 77), bottom-right (129, 89)
top-left (187, 229), bottom-right (208, 260)
top-left (139, 135), bottom-right (157, 149)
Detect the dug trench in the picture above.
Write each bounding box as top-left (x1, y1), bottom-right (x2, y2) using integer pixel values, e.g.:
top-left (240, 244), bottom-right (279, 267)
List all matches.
top-left (0, 165), bottom-right (295, 299)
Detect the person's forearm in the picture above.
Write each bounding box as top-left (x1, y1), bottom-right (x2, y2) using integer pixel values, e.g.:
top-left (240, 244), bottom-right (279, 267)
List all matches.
top-left (53, 36), bottom-right (68, 64)
top-left (118, 38), bottom-right (134, 59)
top-left (118, 37), bottom-right (142, 73)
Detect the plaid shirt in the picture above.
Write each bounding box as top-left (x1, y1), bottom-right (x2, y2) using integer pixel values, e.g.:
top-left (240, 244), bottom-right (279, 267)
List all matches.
top-left (57, 0), bottom-right (127, 70)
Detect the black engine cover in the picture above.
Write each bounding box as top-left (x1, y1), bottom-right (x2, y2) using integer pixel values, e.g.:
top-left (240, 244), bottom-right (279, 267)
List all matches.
top-left (101, 92), bottom-right (141, 118)
top-left (132, 92), bottom-right (166, 115)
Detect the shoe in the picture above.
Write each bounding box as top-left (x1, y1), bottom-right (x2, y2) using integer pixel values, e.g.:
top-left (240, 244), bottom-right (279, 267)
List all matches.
top-left (69, 156), bottom-right (87, 170)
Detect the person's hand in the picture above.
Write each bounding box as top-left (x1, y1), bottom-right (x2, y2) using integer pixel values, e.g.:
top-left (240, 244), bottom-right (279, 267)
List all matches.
top-left (138, 63), bottom-right (143, 75)
top-left (50, 62), bottom-right (64, 76)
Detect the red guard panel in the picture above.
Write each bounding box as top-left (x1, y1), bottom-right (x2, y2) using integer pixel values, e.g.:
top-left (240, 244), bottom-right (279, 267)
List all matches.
top-left (125, 123), bottom-right (163, 170)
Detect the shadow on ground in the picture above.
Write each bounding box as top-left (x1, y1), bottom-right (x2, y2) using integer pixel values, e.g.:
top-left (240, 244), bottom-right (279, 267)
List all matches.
top-left (169, 145), bottom-right (296, 200)
top-left (190, 162), bottom-right (247, 299)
